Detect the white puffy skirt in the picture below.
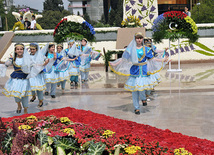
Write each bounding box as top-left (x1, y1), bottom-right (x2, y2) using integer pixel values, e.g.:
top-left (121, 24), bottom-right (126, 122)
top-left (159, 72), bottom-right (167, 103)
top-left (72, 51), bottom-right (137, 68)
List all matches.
top-left (2, 78), bottom-right (32, 98)
top-left (29, 73), bottom-right (46, 91)
top-left (44, 67), bottom-right (69, 83)
top-left (124, 74), bottom-right (161, 92)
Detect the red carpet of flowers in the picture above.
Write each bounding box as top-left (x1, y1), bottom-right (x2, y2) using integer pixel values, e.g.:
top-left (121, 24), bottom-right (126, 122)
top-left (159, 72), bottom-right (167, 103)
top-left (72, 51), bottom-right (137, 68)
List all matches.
top-left (2, 107), bottom-right (214, 154)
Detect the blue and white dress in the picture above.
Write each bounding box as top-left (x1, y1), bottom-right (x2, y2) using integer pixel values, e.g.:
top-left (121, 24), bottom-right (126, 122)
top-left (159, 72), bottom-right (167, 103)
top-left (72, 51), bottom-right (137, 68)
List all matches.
top-left (29, 55), bottom-right (46, 91)
top-left (124, 47), bottom-right (160, 91)
top-left (109, 46), bottom-right (166, 92)
top-left (44, 53), bottom-right (69, 83)
top-left (78, 45), bottom-right (101, 72)
top-left (2, 58), bottom-right (31, 98)
top-left (65, 49), bottom-right (80, 76)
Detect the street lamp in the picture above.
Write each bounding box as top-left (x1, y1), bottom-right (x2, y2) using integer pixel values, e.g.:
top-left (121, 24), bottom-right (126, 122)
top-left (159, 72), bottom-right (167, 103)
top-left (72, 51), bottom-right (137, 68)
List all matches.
top-left (196, 3), bottom-right (200, 23)
top-left (3, 1), bottom-right (8, 31)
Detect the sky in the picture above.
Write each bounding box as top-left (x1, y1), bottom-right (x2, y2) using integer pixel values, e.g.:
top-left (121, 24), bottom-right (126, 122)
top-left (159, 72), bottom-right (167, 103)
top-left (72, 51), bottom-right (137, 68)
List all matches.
top-left (13, 0), bottom-right (70, 12)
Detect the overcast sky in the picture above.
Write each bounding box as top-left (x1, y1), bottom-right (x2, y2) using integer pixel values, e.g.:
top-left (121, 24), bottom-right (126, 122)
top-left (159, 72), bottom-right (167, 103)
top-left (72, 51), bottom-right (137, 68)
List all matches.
top-left (13, 0), bottom-right (70, 12)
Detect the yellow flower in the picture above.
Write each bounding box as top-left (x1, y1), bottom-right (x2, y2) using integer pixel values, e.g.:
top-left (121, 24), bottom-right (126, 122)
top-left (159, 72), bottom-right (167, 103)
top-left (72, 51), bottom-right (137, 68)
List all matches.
top-left (27, 115), bottom-right (37, 120)
top-left (102, 130), bottom-right (115, 138)
top-left (60, 117), bottom-right (71, 123)
top-left (184, 16), bottom-right (197, 34)
top-left (174, 148), bottom-right (192, 155)
top-left (63, 128), bottom-right (75, 135)
top-left (18, 125), bottom-right (31, 130)
top-left (124, 145), bottom-right (141, 154)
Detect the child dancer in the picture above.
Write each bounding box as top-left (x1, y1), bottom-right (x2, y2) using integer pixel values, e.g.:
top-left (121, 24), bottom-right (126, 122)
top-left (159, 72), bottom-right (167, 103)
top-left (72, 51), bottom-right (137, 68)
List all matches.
top-left (28, 43), bottom-right (49, 107)
top-left (56, 43), bottom-right (67, 92)
top-left (44, 43), bottom-right (69, 98)
top-left (109, 32), bottom-right (169, 115)
top-left (65, 40), bottom-right (80, 88)
top-left (79, 38), bottom-right (101, 83)
top-left (2, 43), bottom-right (31, 114)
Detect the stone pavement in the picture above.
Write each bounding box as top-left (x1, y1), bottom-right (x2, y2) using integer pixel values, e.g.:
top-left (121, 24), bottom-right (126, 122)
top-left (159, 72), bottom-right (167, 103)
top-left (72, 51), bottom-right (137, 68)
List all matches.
top-left (0, 63), bottom-right (214, 142)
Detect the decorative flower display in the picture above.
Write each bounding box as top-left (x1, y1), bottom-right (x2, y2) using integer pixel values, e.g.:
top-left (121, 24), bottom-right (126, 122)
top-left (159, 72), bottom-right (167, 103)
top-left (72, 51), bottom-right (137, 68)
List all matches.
top-left (102, 130), bottom-right (115, 138)
top-left (12, 21), bottom-right (25, 31)
top-left (152, 11), bottom-right (199, 43)
top-left (1, 107), bottom-right (214, 154)
top-left (121, 15), bottom-right (142, 27)
top-left (12, 9), bottom-right (43, 31)
top-left (174, 148), bottom-right (192, 155)
top-left (124, 145), bottom-right (141, 154)
top-left (53, 15), bottom-right (96, 43)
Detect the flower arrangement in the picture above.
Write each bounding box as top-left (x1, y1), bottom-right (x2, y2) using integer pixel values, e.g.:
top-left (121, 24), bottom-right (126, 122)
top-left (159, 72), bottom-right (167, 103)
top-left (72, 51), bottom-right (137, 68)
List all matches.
top-left (53, 15), bottom-right (96, 43)
top-left (152, 11), bottom-right (199, 43)
top-left (19, 8), bottom-right (30, 15)
top-left (1, 107), bottom-right (214, 154)
top-left (11, 21), bottom-right (25, 31)
top-left (121, 15), bottom-right (142, 27)
top-left (0, 115), bottom-right (173, 154)
top-left (174, 148), bottom-right (192, 155)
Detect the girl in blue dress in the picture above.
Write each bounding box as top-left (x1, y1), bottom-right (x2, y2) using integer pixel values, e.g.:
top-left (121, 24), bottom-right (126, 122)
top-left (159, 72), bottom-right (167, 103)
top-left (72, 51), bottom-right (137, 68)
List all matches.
top-left (28, 43), bottom-right (49, 107)
top-left (56, 43), bottom-right (67, 92)
top-left (79, 38), bottom-right (101, 83)
top-left (43, 43), bottom-right (69, 98)
top-left (109, 32), bottom-right (168, 115)
top-left (2, 43), bottom-right (31, 114)
top-left (65, 40), bottom-right (80, 88)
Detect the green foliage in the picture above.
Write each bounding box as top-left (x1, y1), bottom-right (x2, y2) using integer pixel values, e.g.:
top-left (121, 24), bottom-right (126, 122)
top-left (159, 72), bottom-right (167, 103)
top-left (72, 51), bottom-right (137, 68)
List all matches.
top-left (37, 130), bottom-right (48, 146)
top-left (191, 0), bottom-right (214, 23)
top-left (53, 136), bottom-right (80, 153)
top-left (37, 10), bottom-right (70, 29)
top-left (103, 50), bottom-right (124, 67)
top-left (108, 0), bottom-right (123, 27)
top-left (86, 141), bottom-right (106, 155)
top-left (44, 0), bottom-right (64, 11)
top-left (0, 3), bottom-right (17, 31)
top-left (1, 132), bottom-right (13, 154)
top-left (54, 20), bottom-right (95, 43)
top-left (84, 12), bottom-right (91, 24)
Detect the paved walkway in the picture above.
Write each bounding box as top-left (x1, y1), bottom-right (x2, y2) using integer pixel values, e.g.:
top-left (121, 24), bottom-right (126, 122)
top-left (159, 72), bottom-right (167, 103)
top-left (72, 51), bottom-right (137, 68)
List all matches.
top-left (0, 63), bottom-right (214, 142)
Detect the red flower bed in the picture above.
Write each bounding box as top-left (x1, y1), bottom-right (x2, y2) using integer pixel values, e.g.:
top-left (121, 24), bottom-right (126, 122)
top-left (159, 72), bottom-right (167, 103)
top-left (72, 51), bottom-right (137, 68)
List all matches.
top-left (2, 107), bottom-right (214, 154)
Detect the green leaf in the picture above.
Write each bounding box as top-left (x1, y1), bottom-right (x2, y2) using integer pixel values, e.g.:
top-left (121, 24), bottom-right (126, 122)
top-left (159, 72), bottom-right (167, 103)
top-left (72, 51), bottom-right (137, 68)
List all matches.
top-left (53, 136), bottom-right (79, 151)
top-left (114, 147), bottom-right (120, 155)
top-left (57, 146), bottom-right (66, 155)
top-left (194, 42), bottom-right (214, 53)
top-left (86, 141), bottom-right (106, 155)
top-left (38, 130), bottom-right (48, 146)
top-left (194, 50), bottom-right (214, 56)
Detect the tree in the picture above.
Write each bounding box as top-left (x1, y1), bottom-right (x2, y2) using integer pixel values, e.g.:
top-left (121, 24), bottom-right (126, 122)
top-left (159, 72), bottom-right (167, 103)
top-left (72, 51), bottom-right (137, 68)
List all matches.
top-left (44, 0), bottom-right (64, 12)
top-left (191, 0), bottom-right (214, 23)
top-left (0, 0), bottom-right (5, 31)
top-left (83, 12), bottom-right (91, 23)
top-left (108, 0), bottom-right (123, 26)
top-left (37, 10), bottom-right (70, 29)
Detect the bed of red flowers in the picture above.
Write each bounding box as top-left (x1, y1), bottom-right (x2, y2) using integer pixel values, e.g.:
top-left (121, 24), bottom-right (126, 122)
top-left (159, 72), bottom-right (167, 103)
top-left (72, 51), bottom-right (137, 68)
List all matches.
top-left (1, 107), bottom-right (214, 154)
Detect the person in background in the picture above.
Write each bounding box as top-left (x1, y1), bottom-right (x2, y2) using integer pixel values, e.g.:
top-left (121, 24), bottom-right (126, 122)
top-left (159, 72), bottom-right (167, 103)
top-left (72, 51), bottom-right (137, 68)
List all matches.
top-left (24, 17), bottom-right (31, 30)
top-left (184, 7), bottom-right (191, 17)
top-left (20, 16), bottom-right (24, 24)
top-left (30, 15), bottom-right (37, 30)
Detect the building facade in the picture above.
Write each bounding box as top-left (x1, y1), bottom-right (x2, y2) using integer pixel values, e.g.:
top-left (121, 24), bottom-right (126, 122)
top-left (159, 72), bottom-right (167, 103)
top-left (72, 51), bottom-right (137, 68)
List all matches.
top-left (68, 0), bottom-right (104, 21)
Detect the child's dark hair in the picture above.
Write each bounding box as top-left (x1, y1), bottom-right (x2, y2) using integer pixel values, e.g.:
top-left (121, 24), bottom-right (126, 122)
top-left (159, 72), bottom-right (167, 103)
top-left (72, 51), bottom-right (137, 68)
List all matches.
top-left (14, 43), bottom-right (24, 61)
top-left (45, 44), bottom-right (55, 57)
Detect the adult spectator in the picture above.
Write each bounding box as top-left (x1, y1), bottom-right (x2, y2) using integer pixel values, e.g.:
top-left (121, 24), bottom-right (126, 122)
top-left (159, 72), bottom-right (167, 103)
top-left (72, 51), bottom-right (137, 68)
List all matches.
top-left (184, 7), bottom-right (191, 17)
top-left (24, 17), bottom-right (31, 30)
top-left (30, 15), bottom-right (37, 30)
top-left (20, 16), bottom-right (24, 24)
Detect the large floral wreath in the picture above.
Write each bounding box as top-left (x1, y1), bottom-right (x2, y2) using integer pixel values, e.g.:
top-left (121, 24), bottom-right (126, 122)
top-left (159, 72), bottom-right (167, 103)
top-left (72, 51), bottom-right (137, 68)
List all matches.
top-left (53, 15), bottom-right (95, 43)
top-left (152, 11), bottom-right (199, 43)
